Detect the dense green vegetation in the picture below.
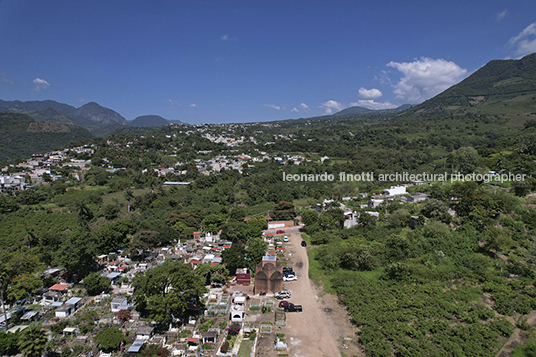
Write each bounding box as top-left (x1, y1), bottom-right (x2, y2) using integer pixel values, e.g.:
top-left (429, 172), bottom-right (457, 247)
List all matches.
top-left (0, 113), bottom-right (93, 161)
top-left (299, 178), bottom-right (536, 355)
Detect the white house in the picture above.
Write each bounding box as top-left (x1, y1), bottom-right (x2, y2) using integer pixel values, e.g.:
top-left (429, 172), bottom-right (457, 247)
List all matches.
top-left (368, 199), bottom-right (384, 209)
top-left (230, 295), bottom-right (247, 323)
top-left (110, 297), bottom-right (129, 313)
top-left (384, 186), bottom-right (406, 196)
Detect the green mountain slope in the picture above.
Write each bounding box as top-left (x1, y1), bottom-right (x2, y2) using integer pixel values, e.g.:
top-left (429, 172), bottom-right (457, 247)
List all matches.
top-left (130, 115), bottom-right (170, 127)
top-left (0, 112), bottom-right (93, 161)
top-left (406, 53), bottom-right (536, 118)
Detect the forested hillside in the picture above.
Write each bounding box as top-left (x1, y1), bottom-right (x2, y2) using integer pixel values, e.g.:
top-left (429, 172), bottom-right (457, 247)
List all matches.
top-left (0, 113), bottom-right (93, 161)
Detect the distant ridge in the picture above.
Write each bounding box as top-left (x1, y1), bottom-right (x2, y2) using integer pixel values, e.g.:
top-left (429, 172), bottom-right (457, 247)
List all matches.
top-left (128, 115), bottom-right (185, 127)
top-left (332, 104), bottom-right (412, 117)
top-left (0, 99), bottom-right (126, 127)
top-left (129, 115), bottom-right (171, 127)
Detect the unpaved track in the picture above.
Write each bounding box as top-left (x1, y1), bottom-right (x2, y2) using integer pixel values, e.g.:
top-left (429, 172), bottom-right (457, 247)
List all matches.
top-left (274, 226), bottom-right (363, 357)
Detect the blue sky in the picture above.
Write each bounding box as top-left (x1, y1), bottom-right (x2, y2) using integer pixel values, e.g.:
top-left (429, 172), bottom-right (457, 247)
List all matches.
top-left (1, 0), bottom-right (535, 124)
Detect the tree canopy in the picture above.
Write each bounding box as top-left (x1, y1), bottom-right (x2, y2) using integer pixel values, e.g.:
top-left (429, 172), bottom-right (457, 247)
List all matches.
top-left (133, 260), bottom-right (206, 323)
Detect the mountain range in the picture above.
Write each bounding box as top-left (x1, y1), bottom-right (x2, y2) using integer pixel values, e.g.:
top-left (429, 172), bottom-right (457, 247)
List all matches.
top-left (0, 53), bottom-right (535, 162)
top-left (0, 100), bottom-right (127, 128)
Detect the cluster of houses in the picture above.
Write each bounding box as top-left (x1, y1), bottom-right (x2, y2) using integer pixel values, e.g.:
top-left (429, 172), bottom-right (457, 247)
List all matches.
top-left (0, 215), bottom-right (301, 356)
top-left (315, 184), bottom-right (432, 229)
top-left (151, 151), bottom-right (308, 178)
top-left (0, 146), bottom-right (94, 192)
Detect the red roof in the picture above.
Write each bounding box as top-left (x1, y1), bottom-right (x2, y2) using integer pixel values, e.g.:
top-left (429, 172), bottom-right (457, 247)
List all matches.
top-left (210, 262), bottom-right (220, 266)
top-left (49, 283), bottom-right (69, 291)
top-left (266, 233), bottom-right (274, 236)
top-left (276, 247), bottom-right (285, 251)
top-left (187, 337), bottom-right (199, 343)
top-left (118, 266), bottom-right (126, 271)
top-left (190, 259), bottom-right (201, 264)
top-left (223, 245), bottom-right (231, 249)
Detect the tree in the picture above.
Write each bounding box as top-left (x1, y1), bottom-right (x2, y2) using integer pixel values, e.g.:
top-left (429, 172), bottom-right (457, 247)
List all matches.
top-left (245, 236), bottom-right (268, 269)
top-left (76, 202), bottom-right (94, 228)
top-left (389, 209), bottom-right (411, 228)
top-left (301, 209), bottom-right (319, 226)
top-left (270, 201), bottom-right (296, 221)
top-left (97, 220), bottom-right (137, 254)
top-left (222, 243), bottom-right (247, 275)
top-left (132, 260), bottom-right (206, 323)
top-left (447, 146), bottom-right (481, 172)
top-left (420, 199), bottom-right (451, 223)
top-left (229, 206), bottom-right (246, 222)
top-left (103, 204), bottom-right (120, 220)
top-left (7, 274), bottom-right (42, 303)
top-left (0, 330), bottom-right (20, 355)
top-left (202, 214), bottom-right (226, 233)
top-left (0, 196), bottom-right (18, 214)
top-left (83, 273), bottom-right (111, 295)
top-left (194, 264), bottom-right (229, 285)
top-left (320, 208), bottom-right (345, 229)
top-left (220, 222), bottom-right (248, 243)
top-left (94, 327), bottom-right (128, 352)
top-left (54, 229), bottom-right (96, 277)
top-left (18, 324), bottom-right (47, 357)
top-left (246, 216), bottom-right (268, 232)
top-left (357, 211), bottom-right (377, 231)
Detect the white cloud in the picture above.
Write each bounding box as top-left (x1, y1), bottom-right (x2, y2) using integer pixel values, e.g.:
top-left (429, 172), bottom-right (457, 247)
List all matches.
top-left (299, 103), bottom-right (310, 111)
top-left (33, 78), bottom-right (50, 90)
top-left (497, 10), bottom-right (507, 22)
top-left (387, 58), bottom-right (467, 103)
top-left (76, 98), bottom-right (86, 103)
top-left (168, 99), bottom-right (179, 107)
top-left (221, 34), bottom-right (229, 40)
top-left (350, 100), bottom-right (398, 110)
top-left (1, 73), bottom-right (14, 85)
top-left (319, 100), bottom-right (344, 115)
top-left (508, 22), bottom-right (536, 57)
top-left (291, 107), bottom-right (299, 112)
top-left (190, 103), bottom-right (197, 107)
top-left (264, 103), bottom-right (281, 110)
top-left (358, 87), bottom-right (383, 100)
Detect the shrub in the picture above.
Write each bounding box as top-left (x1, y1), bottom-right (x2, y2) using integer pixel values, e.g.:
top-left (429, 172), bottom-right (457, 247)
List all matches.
top-left (220, 341), bottom-right (230, 353)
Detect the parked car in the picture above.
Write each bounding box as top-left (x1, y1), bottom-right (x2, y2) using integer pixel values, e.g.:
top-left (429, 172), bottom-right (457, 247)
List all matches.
top-left (274, 290), bottom-right (291, 299)
top-left (279, 300), bottom-right (293, 308)
top-left (301, 240), bottom-right (307, 247)
top-left (283, 274), bottom-right (297, 281)
top-left (283, 236), bottom-right (289, 242)
top-left (285, 304), bottom-right (302, 312)
top-left (276, 230), bottom-right (285, 234)
top-left (283, 266), bottom-right (293, 273)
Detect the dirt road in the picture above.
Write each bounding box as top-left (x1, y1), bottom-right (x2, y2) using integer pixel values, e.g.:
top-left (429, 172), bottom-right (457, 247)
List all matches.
top-left (275, 226), bottom-right (363, 357)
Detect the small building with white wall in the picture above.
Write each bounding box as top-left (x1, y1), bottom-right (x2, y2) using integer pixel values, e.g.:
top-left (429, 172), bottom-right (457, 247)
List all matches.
top-left (384, 186), bottom-right (406, 196)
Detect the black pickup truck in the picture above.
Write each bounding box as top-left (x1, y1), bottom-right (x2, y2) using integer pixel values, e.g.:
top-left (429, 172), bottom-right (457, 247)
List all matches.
top-left (285, 304), bottom-right (303, 312)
